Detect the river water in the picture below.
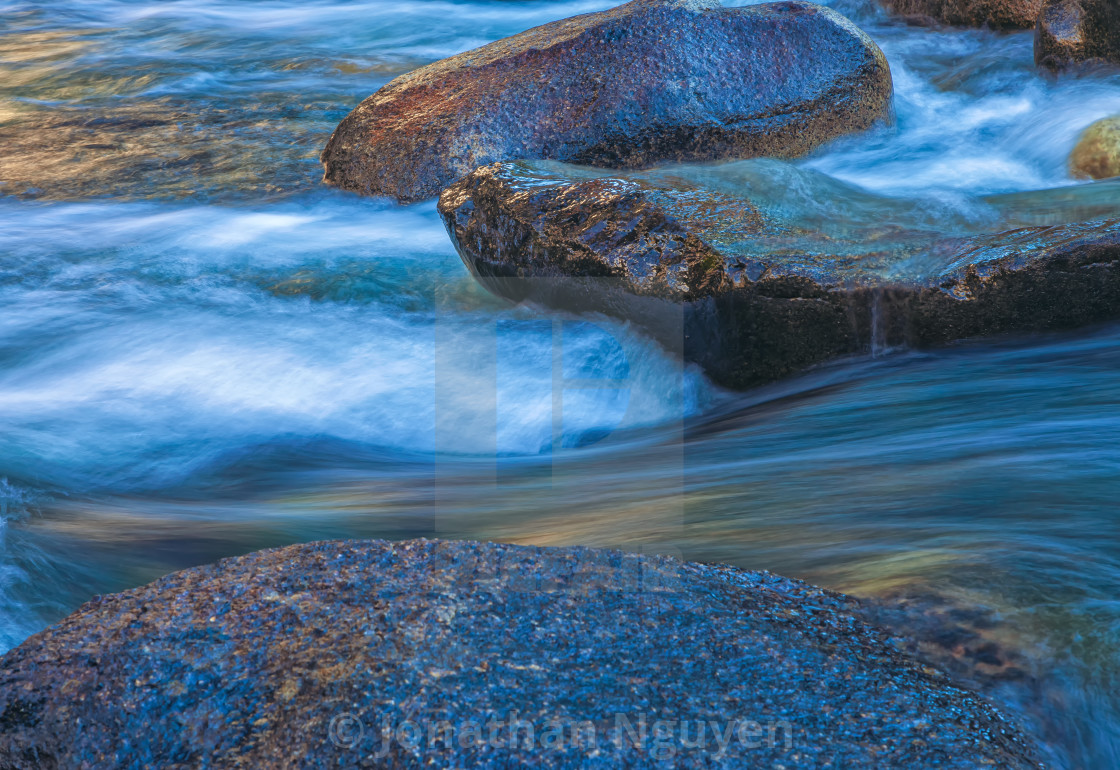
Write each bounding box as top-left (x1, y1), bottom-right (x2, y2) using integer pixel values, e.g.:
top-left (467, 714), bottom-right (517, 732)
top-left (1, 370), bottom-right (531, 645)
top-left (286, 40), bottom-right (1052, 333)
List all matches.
top-left (3, 0), bottom-right (1120, 765)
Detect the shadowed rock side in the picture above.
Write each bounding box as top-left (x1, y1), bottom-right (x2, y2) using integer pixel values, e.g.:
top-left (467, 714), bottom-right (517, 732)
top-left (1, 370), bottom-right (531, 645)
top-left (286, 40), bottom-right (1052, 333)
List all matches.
top-left (0, 539), bottom-right (1040, 769)
top-left (1035, 0), bottom-right (1120, 72)
top-left (878, 0), bottom-right (1043, 29)
top-left (320, 0), bottom-right (892, 203)
top-left (439, 161), bottom-right (1120, 388)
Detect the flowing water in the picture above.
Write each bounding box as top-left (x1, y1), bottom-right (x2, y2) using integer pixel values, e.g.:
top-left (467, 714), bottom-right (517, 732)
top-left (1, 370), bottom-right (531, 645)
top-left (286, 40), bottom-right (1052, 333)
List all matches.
top-left (2, 0), bottom-right (1120, 765)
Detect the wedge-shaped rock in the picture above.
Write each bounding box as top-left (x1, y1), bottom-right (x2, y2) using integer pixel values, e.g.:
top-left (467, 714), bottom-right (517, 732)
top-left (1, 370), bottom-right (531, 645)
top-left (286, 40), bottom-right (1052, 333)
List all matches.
top-left (439, 161), bottom-right (1120, 388)
top-left (321, 0), bottom-right (892, 202)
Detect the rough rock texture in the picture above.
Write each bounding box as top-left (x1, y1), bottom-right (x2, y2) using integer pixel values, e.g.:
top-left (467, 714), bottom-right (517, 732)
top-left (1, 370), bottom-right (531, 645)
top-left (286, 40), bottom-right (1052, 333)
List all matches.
top-left (320, 0), bottom-right (892, 203)
top-left (0, 539), bottom-right (1039, 769)
top-left (878, 0), bottom-right (1043, 30)
top-left (439, 161), bottom-right (1120, 388)
top-left (1035, 0), bottom-right (1120, 72)
top-left (1071, 116), bottom-right (1120, 179)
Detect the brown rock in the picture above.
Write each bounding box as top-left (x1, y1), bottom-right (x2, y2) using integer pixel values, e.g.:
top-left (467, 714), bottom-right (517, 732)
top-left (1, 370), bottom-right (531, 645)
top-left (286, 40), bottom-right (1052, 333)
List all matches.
top-left (1035, 0), bottom-right (1120, 72)
top-left (0, 539), bottom-right (1040, 768)
top-left (1071, 117), bottom-right (1120, 179)
top-left (439, 160), bottom-right (1120, 389)
top-left (878, 0), bottom-right (1043, 30)
top-left (320, 0), bottom-right (892, 203)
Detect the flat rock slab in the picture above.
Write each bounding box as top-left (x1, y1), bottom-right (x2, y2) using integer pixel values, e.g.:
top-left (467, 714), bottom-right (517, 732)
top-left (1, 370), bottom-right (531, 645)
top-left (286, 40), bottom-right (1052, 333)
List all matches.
top-left (321, 0), bottom-right (891, 202)
top-left (439, 160), bottom-right (1120, 388)
top-left (0, 539), bottom-right (1038, 768)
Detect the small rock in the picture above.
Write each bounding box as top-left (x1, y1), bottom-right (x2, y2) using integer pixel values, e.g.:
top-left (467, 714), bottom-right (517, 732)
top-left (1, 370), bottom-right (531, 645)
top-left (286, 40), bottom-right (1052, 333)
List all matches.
top-left (1035, 0), bottom-right (1120, 72)
top-left (1070, 117), bottom-right (1120, 179)
top-left (321, 0), bottom-right (892, 203)
top-left (878, 0), bottom-right (1043, 30)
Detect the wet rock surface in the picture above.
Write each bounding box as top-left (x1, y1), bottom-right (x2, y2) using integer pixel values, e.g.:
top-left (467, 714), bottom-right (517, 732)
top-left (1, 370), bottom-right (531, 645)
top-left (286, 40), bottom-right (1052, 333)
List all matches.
top-left (0, 538), bottom-right (1039, 769)
top-left (320, 0), bottom-right (892, 203)
top-left (1035, 0), bottom-right (1120, 72)
top-left (1070, 116), bottom-right (1120, 179)
top-left (878, 0), bottom-right (1043, 30)
top-left (439, 160), bottom-right (1120, 388)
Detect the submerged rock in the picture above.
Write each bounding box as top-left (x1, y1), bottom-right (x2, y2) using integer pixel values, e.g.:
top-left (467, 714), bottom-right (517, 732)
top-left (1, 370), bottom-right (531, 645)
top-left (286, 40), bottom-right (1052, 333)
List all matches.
top-left (0, 102), bottom-right (327, 203)
top-left (439, 160), bottom-right (1120, 388)
top-left (320, 0), bottom-right (892, 203)
top-left (0, 539), bottom-right (1038, 768)
top-left (1035, 0), bottom-right (1120, 72)
top-left (1071, 116), bottom-right (1120, 179)
top-left (878, 0), bottom-right (1043, 30)
top-left (858, 589), bottom-right (1033, 684)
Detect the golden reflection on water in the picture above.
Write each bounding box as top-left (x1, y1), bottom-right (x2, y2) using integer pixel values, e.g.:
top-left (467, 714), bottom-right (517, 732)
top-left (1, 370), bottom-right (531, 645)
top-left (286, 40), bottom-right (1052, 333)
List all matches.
top-left (0, 29), bottom-right (97, 63)
top-left (22, 475), bottom-right (980, 606)
top-left (0, 101), bottom-right (26, 125)
top-left (0, 101), bottom-right (326, 201)
top-left (278, 57), bottom-right (424, 76)
top-left (0, 27), bottom-right (358, 201)
top-left (0, 29), bottom-right (156, 99)
top-left (24, 493), bottom-right (965, 598)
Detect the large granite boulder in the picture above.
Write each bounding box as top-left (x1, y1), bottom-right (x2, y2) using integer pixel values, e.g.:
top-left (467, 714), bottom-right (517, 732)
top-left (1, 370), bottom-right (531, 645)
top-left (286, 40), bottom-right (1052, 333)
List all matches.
top-left (0, 539), bottom-right (1038, 768)
top-left (320, 0), bottom-right (892, 203)
top-left (1071, 116), bottom-right (1120, 179)
top-left (1035, 0), bottom-right (1120, 72)
top-left (877, 0), bottom-right (1043, 30)
top-left (439, 160), bottom-right (1120, 389)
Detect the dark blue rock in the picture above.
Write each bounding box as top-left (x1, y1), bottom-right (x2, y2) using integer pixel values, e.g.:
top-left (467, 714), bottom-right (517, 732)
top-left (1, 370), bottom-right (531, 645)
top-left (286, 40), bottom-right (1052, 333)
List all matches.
top-left (0, 539), bottom-right (1039, 768)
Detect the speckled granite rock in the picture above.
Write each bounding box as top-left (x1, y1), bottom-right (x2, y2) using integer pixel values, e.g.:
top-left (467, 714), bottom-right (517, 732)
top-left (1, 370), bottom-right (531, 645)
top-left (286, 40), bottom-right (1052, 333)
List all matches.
top-left (439, 160), bottom-right (1120, 388)
top-left (1071, 116), bottom-right (1120, 179)
top-left (0, 539), bottom-right (1039, 769)
top-left (320, 0), bottom-right (892, 203)
top-left (1035, 0), bottom-right (1120, 72)
top-left (878, 0), bottom-right (1043, 30)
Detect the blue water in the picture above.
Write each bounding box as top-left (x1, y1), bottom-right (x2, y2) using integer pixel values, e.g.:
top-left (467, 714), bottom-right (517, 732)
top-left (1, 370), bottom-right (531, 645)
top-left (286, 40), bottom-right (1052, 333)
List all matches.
top-left (3, 0), bottom-right (1120, 765)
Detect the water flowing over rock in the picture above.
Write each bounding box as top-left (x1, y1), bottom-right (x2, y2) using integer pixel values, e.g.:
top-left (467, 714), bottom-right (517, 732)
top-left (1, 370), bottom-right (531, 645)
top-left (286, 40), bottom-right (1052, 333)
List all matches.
top-left (439, 160), bottom-right (1120, 389)
top-left (0, 539), bottom-right (1039, 768)
top-left (1071, 116), bottom-right (1120, 179)
top-left (1035, 0), bottom-right (1120, 72)
top-left (320, 0), bottom-right (892, 203)
top-left (877, 0), bottom-right (1043, 30)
